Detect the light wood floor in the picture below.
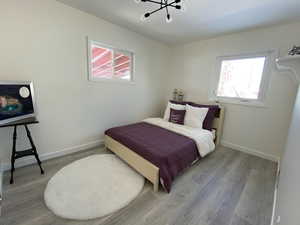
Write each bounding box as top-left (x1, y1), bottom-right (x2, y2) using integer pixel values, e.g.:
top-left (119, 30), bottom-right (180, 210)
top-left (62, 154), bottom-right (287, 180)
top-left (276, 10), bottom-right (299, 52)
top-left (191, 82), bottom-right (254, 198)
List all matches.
top-left (0, 146), bottom-right (277, 225)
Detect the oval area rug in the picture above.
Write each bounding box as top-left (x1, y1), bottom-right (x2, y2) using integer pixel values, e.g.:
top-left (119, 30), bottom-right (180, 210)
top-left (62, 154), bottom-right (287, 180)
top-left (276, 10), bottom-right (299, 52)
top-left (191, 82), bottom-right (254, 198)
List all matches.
top-left (44, 154), bottom-right (144, 220)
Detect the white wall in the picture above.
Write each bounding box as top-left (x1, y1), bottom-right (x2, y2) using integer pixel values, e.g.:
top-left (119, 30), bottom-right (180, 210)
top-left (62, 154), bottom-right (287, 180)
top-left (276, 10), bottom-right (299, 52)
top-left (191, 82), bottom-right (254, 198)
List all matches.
top-left (166, 22), bottom-right (300, 161)
top-left (0, 0), bottom-right (170, 167)
top-left (275, 85), bottom-right (300, 225)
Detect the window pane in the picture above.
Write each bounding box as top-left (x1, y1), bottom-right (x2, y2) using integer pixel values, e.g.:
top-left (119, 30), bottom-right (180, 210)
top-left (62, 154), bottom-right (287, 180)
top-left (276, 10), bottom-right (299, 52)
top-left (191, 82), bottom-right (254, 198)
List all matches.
top-left (217, 57), bottom-right (266, 100)
top-left (114, 51), bottom-right (131, 80)
top-left (91, 44), bottom-right (113, 79)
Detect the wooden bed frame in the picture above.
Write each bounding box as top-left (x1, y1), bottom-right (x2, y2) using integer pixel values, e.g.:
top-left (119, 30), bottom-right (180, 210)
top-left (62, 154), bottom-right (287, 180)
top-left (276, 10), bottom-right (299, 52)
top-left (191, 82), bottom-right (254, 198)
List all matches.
top-left (105, 103), bottom-right (225, 192)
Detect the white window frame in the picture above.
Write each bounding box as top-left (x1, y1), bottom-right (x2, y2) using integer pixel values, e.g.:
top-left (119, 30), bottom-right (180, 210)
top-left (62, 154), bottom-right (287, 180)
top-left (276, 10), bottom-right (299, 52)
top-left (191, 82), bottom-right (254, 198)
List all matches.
top-left (211, 51), bottom-right (274, 107)
top-left (88, 39), bottom-right (134, 83)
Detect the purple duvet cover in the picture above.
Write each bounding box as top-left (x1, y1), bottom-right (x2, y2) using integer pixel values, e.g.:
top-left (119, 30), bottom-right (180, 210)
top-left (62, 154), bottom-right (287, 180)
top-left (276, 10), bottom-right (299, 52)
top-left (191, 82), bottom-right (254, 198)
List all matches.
top-left (105, 122), bottom-right (200, 192)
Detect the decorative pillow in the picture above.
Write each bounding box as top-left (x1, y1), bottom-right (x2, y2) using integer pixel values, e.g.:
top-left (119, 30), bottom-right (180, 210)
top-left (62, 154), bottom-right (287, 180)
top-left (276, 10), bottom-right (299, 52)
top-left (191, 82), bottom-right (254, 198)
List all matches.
top-left (169, 109), bottom-right (186, 125)
top-left (187, 103), bottom-right (220, 131)
top-left (163, 101), bottom-right (186, 121)
top-left (184, 104), bottom-right (209, 128)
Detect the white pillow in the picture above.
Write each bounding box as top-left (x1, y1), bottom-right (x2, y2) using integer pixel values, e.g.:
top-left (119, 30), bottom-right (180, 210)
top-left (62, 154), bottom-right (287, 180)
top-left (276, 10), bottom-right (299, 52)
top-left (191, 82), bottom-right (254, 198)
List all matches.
top-left (184, 104), bottom-right (208, 128)
top-left (163, 102), bottom-right (186, 121)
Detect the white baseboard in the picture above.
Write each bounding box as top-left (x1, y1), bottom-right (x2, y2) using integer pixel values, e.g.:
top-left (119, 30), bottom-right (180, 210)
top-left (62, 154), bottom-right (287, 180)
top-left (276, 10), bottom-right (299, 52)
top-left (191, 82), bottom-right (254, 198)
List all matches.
top-left (2, 140), bottom-right (104, 171)
top-left (221, 140), bottom-right (280, 162)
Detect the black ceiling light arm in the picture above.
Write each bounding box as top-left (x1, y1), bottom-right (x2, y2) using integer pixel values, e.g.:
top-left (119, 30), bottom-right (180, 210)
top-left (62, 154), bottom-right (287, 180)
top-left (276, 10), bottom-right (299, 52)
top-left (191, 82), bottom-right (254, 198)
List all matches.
top-left (143, 0), bottom-right (179, 8)
top-left (137, 0), bottom-right (183, 22)
top-left (165, 0), bottom-right (171, 20)
top-left (147, 1), bottom-right (175, 16)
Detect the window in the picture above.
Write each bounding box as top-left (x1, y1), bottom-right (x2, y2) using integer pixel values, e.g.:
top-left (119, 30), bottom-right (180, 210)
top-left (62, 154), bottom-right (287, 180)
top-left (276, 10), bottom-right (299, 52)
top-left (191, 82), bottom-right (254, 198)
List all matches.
top-left (213, 52), bottom-right (272, 106)
top-left (88, 40), bottom-right (133, 82)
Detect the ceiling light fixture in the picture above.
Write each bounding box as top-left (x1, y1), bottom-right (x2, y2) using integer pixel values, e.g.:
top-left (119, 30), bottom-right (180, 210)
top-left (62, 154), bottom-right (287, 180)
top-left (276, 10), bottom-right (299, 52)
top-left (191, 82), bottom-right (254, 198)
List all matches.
top-left (135, 0), bottom-right (185, 23)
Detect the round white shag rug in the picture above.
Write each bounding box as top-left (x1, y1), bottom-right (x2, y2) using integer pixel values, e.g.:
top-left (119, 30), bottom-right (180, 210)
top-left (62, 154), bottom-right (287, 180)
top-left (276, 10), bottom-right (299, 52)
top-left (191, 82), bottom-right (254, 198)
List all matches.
top-left (44, 154), bottom-right (144, 220)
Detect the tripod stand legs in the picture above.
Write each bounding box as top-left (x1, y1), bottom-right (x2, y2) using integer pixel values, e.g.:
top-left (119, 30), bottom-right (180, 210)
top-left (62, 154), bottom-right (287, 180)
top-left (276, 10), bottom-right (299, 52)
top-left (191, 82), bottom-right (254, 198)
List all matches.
top-left (10, 126), bottom-right (17, 184)
top-left (10, 125), bottom-right (44, 184)
top-left (24, 125), bottom-right (44, 175)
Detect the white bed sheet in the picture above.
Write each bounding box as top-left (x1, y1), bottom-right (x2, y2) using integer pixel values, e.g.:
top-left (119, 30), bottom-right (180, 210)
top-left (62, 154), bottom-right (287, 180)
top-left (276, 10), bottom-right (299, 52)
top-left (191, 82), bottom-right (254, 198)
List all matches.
top-left (143, 118), bottom-right (215, 157)
top-left (212, 129), bottom-right (216, 140)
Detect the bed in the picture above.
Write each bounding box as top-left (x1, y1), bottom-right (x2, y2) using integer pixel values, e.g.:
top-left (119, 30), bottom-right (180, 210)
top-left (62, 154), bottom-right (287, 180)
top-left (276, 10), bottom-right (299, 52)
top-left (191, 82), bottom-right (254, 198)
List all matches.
top-left (104, 102), bottom-right (224, 192)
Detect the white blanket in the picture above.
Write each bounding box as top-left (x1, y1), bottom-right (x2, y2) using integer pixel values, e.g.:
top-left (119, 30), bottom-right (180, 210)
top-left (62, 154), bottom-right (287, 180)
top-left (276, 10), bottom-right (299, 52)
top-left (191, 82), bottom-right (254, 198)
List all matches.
top-left (143, 118), bottom-right (215, 157)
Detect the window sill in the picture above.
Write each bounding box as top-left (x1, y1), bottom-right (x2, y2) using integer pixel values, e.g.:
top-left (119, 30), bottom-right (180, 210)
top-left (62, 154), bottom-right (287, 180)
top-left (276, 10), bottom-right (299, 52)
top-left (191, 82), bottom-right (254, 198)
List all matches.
top-left (88, 78), bottom-right (135, 85)
top-left (211, 98), bottom-right (267, 108)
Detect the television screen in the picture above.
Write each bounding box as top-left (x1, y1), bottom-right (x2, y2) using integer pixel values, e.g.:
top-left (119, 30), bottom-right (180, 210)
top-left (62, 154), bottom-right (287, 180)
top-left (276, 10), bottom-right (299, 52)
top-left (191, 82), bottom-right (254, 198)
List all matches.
top-left (0, 82), bottom-right (36, 125)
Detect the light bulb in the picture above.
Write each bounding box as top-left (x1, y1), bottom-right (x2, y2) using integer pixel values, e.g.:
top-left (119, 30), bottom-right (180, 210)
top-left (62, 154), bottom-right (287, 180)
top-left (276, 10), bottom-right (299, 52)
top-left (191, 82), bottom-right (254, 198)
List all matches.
top-left (166, 14), bottom-right (173, 23)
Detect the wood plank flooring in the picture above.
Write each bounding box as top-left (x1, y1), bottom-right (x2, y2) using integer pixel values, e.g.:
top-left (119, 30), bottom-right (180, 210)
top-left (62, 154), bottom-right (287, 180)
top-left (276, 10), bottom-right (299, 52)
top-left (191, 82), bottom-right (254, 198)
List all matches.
top-left (0, 146), bottom-right (277, 225)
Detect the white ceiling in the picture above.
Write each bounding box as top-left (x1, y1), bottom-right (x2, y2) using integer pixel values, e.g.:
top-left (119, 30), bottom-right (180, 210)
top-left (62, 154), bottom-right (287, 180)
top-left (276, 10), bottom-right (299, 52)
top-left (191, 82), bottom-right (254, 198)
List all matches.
top-left (58, 0), bottom-right (300, 45)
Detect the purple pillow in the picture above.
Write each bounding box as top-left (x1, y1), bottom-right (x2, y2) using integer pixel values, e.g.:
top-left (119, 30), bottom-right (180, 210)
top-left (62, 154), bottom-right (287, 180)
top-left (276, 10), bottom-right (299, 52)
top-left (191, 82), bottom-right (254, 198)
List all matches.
top-left (187, 103), bottom-right (220, 131)
top-left (169, 108), bottom-right (186, 125)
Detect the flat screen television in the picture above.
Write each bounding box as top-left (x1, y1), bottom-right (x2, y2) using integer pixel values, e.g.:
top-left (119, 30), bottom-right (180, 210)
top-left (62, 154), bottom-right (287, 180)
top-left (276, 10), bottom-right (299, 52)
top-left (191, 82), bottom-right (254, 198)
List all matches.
top-left (0, 81), bottom-right (36, 125)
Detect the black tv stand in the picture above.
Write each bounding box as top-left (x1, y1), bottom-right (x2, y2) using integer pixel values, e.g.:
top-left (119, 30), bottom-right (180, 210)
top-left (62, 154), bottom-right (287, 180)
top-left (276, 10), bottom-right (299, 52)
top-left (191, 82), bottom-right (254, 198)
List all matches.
top-left (0, 118), bottom-right (44, 184)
